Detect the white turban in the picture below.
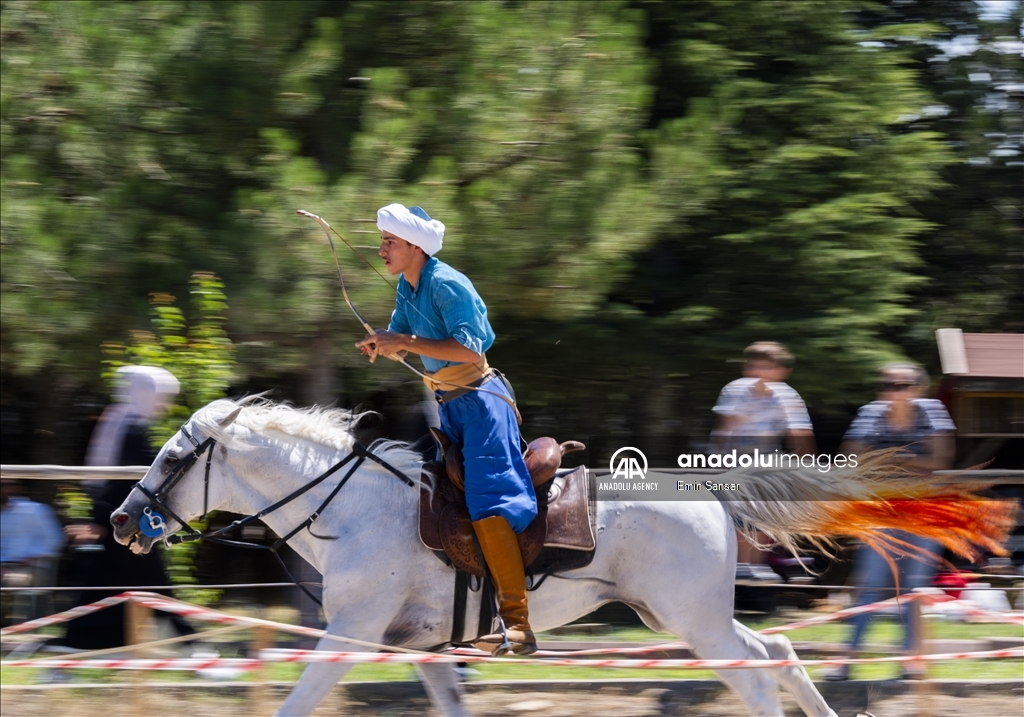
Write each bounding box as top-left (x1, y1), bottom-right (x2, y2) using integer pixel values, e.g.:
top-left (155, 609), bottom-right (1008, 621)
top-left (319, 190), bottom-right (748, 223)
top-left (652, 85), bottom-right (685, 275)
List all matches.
top-left (376, 203), bottom-right (444, 256)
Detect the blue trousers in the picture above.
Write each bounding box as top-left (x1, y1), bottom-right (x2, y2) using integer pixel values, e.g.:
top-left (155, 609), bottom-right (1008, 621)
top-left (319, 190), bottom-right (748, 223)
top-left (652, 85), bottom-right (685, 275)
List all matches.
top-left (846, 531), bottom-right (941, 651)
top-left (438, 375), bottom-right (537, 534)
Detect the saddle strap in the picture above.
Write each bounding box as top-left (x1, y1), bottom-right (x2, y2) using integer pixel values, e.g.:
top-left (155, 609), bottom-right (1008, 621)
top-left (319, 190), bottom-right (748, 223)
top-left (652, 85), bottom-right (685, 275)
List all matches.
top-left (478, 576), bottom-right (496, 640)
top-left (451, 569), bottom-right (468, 644)
top-left (449, 569), bottom-right (495, 646)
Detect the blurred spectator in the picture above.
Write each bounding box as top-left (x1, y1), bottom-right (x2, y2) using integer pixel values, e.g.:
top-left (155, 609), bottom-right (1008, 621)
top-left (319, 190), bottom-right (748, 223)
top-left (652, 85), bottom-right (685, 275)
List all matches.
top-left (712, 342), bottom-right (815, 577)
top-left (826, 362), bottom-right (955, 681)
top-left (841, 363), bottom-right (954, 472)
top-left (85, 365), bottom-right (180, 468)
top-left (712, 341), bottom-right (815, 456)
top-left (63, 365), bottom-right (193, 649)
top-left (0, 478), bottom-right (65, 624)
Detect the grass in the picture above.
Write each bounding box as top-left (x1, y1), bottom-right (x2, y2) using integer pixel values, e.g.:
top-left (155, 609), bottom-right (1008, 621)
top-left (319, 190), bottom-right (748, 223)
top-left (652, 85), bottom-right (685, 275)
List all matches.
top-left (2, 614), bottom-right (1021, 686)
top-left (601, 618), bottom-right (1024, 644)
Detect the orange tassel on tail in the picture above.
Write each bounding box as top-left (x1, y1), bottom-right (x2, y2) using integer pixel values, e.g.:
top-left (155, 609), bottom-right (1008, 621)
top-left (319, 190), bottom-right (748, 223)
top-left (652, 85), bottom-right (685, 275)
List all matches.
top-left (720, 452), bottom-right (1017, 569)
top-left (819, 496), bottom-right (1016, 564)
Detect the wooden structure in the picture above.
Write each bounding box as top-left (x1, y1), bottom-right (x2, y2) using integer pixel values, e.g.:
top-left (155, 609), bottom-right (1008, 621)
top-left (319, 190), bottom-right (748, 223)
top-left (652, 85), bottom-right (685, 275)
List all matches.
top-left (935, 329), bottom-right (1024, 469)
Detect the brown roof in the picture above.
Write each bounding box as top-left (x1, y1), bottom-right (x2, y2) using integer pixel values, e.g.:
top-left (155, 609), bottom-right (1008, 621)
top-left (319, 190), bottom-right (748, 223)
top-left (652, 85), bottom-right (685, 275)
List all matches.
top-left (962, 333), bottom-right (1024, 378)
top-left (937, 329), bottom-right (1024, 378)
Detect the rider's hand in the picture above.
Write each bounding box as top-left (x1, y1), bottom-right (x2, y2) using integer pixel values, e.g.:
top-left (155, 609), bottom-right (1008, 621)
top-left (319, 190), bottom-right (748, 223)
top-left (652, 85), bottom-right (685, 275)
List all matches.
top-left (356, 329), bottom-right (407, 364)
top-left (355, 330), bottom-right (381, 363)
top-left (370, 331), bottom-right (407, 361)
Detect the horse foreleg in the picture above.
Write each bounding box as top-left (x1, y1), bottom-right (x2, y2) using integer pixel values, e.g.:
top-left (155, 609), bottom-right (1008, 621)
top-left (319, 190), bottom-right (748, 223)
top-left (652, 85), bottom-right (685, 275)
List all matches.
top-left (737, 622), bottom-right (838, 717)
top-left (416, 662), bottom-right (469, 717)
top-left (274, 632), bottom-right (362, 717)
top-left (274, 660), bottom-right (354, 717)
top-left (634, 599), bottom-right (785, 716)
top-left (684, 624), bottom-right (785, 717)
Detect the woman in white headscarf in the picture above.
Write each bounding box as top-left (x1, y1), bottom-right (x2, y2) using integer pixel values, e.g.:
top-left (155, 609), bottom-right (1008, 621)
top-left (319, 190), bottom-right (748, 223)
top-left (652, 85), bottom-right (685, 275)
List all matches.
top-left (86, 365), bottom-right (180, 468)
top-left (64, 365), bottom-right (189, 649)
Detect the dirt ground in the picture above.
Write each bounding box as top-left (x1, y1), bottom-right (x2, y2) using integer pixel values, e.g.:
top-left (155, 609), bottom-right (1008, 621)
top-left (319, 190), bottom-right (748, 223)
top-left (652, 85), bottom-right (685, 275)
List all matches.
top-left (1, 680), bottom-right (1023, 717)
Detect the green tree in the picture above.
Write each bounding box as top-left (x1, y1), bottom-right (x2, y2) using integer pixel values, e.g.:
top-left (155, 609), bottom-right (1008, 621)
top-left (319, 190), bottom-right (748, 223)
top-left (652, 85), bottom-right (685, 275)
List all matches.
top-left (101, 272), bottom-right (236, 443)
top-left (853, 0), bottom-right (1023, 356)
top-left (2, 0), bottom-right (1015, 461)
top-left (599, 0), bottom-right (954, 425)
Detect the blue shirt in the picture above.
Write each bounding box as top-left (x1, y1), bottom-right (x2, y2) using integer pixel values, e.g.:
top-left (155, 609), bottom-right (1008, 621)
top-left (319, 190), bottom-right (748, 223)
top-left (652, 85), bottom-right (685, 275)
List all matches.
top-left (0, 498), bottom-right (65, 563)
top-left (387, 256), bottom-right (495, 374)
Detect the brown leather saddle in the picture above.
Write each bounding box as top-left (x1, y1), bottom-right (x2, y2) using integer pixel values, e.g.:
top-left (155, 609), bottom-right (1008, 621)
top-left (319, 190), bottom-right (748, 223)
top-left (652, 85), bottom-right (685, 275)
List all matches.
top-left (419, 431), bottom-right (595, 578)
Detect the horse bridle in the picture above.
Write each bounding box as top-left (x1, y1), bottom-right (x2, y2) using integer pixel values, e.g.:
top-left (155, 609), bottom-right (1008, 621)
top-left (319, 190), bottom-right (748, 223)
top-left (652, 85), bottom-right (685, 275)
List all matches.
top-left (130, 421), bottom-right (414, 605)
top-left (132, 425), bottom-right (216, 542)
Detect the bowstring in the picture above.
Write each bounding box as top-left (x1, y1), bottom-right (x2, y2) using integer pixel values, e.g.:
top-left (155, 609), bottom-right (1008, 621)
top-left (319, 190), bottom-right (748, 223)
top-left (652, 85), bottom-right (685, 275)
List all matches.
top-left (325, 223), bottom-right (448, 339)
top-left (328, 224), bottom-right (397, 291)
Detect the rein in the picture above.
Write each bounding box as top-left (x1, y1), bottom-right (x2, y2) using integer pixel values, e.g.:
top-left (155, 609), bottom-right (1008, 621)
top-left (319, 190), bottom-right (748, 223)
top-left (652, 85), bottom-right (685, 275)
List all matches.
top-left (133, 423), bottom-right (415, 607)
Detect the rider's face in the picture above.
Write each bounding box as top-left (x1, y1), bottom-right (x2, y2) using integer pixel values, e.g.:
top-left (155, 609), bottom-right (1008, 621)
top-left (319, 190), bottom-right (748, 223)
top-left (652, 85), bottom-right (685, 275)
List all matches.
top-left (378, 232), bottom-right (422, 276)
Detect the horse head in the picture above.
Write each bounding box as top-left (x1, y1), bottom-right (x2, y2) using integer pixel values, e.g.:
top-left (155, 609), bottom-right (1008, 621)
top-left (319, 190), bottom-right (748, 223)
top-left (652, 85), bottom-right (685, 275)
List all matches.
top-left (110, 401), bottom-right (242, 555)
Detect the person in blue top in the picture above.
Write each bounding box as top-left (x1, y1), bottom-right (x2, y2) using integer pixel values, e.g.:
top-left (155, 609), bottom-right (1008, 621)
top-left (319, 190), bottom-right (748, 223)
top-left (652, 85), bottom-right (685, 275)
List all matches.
top-left (356, 203), bottom-right (538, 655)
top-left (826, 362), bottom-right (956, 681)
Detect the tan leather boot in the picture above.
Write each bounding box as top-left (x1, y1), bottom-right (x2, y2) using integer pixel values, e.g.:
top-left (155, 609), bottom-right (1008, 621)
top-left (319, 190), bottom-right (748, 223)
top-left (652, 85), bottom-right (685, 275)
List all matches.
top-left (471, 515), bottom-right (537, 655)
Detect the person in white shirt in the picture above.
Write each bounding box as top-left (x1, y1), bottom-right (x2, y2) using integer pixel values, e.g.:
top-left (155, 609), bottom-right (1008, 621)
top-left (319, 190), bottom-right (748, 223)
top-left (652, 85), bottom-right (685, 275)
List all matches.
top-left (712, 341), bottom-right (815, 456)
top-left (711, 342), bottom-right (815, 577)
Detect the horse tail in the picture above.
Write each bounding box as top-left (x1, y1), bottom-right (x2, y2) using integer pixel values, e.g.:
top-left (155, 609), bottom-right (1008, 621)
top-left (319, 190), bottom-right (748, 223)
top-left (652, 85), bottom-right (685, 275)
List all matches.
top-left (716, 451), bottom-right (1015, 564)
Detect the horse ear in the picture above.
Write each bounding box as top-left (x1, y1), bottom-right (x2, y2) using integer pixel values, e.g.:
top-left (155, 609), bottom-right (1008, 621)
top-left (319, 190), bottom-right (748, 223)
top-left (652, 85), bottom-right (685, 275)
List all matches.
top-left (218, 407), bottom-right (242, 428)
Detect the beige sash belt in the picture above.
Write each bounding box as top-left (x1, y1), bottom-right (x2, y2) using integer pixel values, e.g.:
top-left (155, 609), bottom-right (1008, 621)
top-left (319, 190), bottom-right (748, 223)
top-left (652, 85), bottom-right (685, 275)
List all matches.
top-left (422, 356), bottom-right (492, 392)
top-left (423, 355), bottom-right (522, 424)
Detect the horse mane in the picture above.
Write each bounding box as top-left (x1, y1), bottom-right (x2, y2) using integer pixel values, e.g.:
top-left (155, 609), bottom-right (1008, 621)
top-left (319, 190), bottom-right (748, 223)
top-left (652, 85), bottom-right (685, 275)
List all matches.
top-left (193, 396), bottom-right (423, 486)
top-left (195, 396), bottom-right (363, 451)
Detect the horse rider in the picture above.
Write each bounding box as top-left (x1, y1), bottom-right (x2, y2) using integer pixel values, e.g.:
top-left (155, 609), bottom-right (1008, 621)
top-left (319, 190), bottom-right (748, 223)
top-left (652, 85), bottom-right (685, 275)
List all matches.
top-left (356, 203), bottom-right (538, 655)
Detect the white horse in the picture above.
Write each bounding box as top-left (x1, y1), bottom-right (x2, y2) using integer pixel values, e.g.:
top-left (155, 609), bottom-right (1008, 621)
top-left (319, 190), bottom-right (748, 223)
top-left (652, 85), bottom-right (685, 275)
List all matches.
top-left (110, 397), bottom-right (1010, 717)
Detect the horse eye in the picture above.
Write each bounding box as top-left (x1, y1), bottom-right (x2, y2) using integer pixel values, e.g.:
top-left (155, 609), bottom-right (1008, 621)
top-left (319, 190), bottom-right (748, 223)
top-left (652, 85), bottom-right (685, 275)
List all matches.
top-left (162, 454), bottom-right (181, 475)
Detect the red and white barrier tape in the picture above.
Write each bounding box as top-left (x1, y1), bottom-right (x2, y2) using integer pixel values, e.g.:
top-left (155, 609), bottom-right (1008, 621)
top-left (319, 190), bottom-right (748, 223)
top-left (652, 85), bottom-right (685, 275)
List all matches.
top-left (3, 590), bottom-right (1021, 670)
top-left (258, 646), bottom-right (1024, 670)
top-left (0, 657), bottom-right (262, 671)
top-left (457, 592), bottom-right (1021, 658)
top-left (122, 592), bottom-right (329, 640)
top-left (954, 604), bottom-right (1024, 625)
top-left (0, 594), bottom-right (132, 635)
top-left (3, 647), bottom-right (1020, 671)
top-left (761, 592), bottom-right (940, 634)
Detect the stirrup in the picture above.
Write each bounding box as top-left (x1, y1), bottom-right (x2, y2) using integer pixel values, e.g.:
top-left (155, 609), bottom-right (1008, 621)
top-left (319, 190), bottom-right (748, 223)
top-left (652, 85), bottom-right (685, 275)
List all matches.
top-left (474, 635), bottom-right (536, 656)
top-left (490, 615), bottom-right (513, 656)
top-left (474, 616), bottom-right (537, 656)
top-left (492, 638), bottom-right (514, 658)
